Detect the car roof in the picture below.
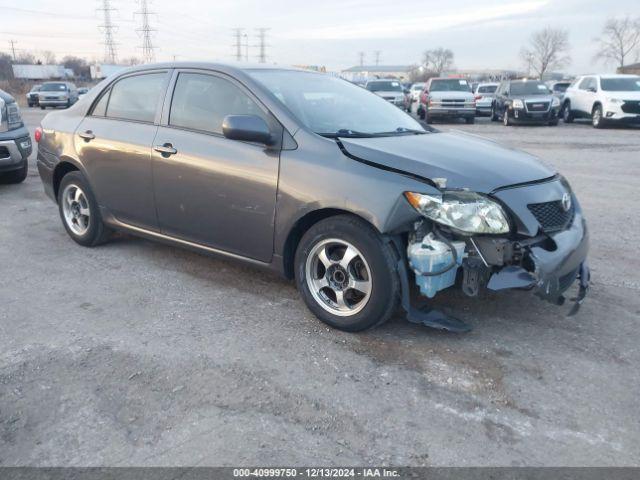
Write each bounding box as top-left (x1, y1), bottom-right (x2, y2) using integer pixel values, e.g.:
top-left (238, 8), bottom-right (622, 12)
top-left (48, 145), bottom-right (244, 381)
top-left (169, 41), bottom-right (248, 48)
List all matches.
top-left (580, 74), bottom-right (639, 79)
top-left (120, 61), bottom-right (303, 75)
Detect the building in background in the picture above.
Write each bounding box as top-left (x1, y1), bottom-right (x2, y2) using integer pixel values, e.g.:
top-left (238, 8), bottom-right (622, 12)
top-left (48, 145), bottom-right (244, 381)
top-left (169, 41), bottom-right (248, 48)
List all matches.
top-left (89, 64), bottom-right (127, 80)
top-left (11, 64), bottom-right (71, 80)
top-left (617, 63), bottom-right (640, 75)
top-left (341, 65), bottom-right (414, 84)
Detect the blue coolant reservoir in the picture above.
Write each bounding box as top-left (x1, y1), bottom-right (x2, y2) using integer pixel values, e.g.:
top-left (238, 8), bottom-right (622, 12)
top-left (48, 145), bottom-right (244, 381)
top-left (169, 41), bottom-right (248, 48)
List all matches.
top-left (407, 233), bottom-right (467, 298)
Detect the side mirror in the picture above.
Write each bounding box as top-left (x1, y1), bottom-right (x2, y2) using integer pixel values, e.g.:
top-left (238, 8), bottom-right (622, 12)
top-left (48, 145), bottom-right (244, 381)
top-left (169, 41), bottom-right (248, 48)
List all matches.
top-left (222, 115), bottom-right (273, 145)
top-left (588, 87), bottom-right (597, 93)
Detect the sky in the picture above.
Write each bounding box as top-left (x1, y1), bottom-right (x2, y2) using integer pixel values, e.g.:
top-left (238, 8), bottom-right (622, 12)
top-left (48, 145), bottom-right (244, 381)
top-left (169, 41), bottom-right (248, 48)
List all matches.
top-left (1, 0), bottom-right (638, 74)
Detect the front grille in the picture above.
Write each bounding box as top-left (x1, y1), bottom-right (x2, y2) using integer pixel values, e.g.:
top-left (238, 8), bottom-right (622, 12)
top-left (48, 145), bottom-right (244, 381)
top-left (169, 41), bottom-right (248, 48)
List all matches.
top-left (442, 99), bottom-right (464, 103)
top-left (621, 101), bottom-right (640, 114)
top-left (526, 101), bottom-right (550, 112)
top-left (528, 200), bottom-right (575, 233)
top-left (45, 96), bottom-right (58, 100)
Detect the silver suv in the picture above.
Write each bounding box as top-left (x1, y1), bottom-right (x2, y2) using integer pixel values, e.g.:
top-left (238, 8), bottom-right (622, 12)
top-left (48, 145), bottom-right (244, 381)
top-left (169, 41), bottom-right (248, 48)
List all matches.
top-left (417, 78), bottom-right (476, 124)
top-left (562, 74), bottom-right (640, 128)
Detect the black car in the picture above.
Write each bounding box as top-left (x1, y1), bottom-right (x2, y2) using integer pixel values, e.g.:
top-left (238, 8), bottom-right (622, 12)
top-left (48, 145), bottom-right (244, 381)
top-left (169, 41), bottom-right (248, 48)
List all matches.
top-left (0, 89), bottom-right (32, 183)
top-left (26, 84), bottom-right (42, 107)
top-left (491, 80), bottom-right (560, 126)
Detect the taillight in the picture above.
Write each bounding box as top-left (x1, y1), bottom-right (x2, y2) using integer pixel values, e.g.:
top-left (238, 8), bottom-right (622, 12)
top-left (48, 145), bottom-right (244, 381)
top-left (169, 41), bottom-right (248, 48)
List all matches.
top-left (475, 95), bottom-right (483, 100)
top-left (34, 126), bottom-right (43, 143)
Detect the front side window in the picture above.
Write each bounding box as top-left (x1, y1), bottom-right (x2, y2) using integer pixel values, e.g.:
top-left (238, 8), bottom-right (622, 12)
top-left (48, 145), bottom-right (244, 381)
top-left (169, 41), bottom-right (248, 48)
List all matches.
top-left (579, 77), bottom-right (595, 91)
top-left (106, 73), bottom-right (166, 123)
top-left (249, 70), bottom-right (423, 136)
top-left (169, 73), bottom-right (267, 135)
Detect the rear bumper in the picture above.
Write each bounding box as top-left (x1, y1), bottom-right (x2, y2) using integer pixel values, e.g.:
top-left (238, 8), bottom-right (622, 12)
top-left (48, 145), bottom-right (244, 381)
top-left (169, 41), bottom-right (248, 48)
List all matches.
top-left (39, 99), bottom-right (69, 107)
top-left (36, 150), bottom-right (56, 201)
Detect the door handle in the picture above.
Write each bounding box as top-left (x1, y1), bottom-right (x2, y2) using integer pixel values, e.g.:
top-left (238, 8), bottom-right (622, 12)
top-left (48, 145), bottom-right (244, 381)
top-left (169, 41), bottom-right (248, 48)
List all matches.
top-left (78, 130), bottom-right (95, 141)
top-left (154, 143), bottom-right (177, 156)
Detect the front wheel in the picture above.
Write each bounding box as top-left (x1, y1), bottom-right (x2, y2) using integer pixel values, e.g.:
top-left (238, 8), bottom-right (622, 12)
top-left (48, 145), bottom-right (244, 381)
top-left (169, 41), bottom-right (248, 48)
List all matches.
top-left (563, 102), bottom-right (574, 123)
top-left (295, 215), bottom-right (399, 332)
top-left (58, 171), bottom-right (111, 247)
top-left (592, 104), bottom-right (605, 129)
top-left (503, 108), bottom-right (511, 126)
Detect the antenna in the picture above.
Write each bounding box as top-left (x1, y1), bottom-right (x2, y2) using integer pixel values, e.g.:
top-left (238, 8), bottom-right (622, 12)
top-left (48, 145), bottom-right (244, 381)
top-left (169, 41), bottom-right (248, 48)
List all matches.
top-left (134, 0), bottom-right (156, 64)
top-left (255, 28), bottom-right (270, 63)
top-left (97, 0), bottom-right (119, 64)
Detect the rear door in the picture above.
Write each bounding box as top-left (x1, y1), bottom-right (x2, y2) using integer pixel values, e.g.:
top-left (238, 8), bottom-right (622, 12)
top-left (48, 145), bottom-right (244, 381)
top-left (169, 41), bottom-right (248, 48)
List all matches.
top-left (152, 69), bottom-right (282, 262)
top-left (74, 70), bottom-right (170, 230)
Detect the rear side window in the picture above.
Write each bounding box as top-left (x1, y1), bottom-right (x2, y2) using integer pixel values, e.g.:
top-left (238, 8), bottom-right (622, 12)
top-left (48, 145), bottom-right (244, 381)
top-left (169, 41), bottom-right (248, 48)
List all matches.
top-left (169, 72), bottom-right (267, 135)
top-left (92, 89), bottom-right (110, 116)
top-left (106, 73), bottom-right (166, 123)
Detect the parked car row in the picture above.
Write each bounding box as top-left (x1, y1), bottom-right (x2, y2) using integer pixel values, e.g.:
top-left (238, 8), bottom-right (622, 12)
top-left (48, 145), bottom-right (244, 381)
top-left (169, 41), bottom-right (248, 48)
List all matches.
top-left (25, 82), bottom-right (90, 109)
top-left (396, 74), bottom-right (640, 129)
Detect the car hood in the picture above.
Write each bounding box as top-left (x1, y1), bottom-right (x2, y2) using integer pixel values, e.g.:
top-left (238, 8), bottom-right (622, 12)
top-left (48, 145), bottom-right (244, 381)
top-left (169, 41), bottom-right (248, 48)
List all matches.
top-left (429, 91), bottom-right (474, 100)
top-left (373, 91), bottom-right (404, 97)
top-left (339, 131), bottom-right (555, 193)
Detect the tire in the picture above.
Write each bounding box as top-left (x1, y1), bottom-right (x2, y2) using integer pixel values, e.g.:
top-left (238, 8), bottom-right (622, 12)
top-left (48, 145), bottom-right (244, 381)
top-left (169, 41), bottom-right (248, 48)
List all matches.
top-left (57, 171), bottom-right (111, 247)
top-left (465, 116), bottom-right (475, 124)
top-left (425, 110), bottom-right (433, 124)
top-left (40, 106), bottom-right (46, 110)
top-left (548, 119), bottom-right (559, 126)
top-left (503, 108), bottom-right (511, 126)
top-left (294, 215), bottom-right (400, 332)
top-left (592, 104), bottom-right (605, 129)
top-left (563, 101), bottom-right (574, 123)
top-left (2, 160), bottom-right (28, 184)
top-left (491, 104), bottom-right (499, 122)
top-left (418, 106), bottom-right (425, 120)
top-left (66, 100), bottom-right (71, 108)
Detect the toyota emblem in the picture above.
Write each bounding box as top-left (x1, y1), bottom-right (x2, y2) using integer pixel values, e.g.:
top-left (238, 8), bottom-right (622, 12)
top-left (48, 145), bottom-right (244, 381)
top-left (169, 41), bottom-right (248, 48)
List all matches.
top-left (561, 193), bottom-right (572, 212)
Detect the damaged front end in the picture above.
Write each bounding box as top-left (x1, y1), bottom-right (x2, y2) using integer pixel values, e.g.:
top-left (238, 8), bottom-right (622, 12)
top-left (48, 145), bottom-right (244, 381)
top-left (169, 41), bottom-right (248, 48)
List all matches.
top-left (400, 176), bottom-right (590, 331)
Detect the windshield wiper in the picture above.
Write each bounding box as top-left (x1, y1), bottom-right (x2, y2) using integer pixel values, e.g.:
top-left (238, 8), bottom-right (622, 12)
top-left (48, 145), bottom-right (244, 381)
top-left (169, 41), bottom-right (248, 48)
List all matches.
top-left (319, 129), bottom-right (380, 138)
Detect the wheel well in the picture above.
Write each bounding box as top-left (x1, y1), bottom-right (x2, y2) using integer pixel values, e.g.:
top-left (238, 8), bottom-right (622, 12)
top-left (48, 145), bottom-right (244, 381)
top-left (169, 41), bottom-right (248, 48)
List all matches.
top-left (592, 102), bottom-right (602, 113)
top-left (281, 208), bottom-right (375, 279)
top-left (53, 162), bottom-right (79, 200)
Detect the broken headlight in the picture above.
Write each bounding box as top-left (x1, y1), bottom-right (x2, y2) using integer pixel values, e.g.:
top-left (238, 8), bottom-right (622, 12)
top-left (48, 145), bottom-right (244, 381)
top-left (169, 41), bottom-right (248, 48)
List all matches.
top-left (404, 191), bottom-right (510, 235)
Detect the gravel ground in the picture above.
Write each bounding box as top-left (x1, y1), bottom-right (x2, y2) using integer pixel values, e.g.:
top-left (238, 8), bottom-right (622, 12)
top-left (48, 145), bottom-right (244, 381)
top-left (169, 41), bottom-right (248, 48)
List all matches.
top-left (0, 108), bottom-right (638, 466)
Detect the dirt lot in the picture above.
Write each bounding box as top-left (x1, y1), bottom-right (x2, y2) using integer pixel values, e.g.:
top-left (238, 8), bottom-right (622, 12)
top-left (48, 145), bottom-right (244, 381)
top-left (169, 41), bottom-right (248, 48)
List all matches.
top-left (1, 108), bottom-right (638, 466)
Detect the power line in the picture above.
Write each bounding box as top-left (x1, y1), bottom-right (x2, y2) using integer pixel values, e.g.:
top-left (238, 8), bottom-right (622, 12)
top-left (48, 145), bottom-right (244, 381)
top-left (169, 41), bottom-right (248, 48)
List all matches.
top-left (232, 28), bottom-right (244, 61)
top-left (358, 51), bottom-right (365, 67)
top-left (255, 28), bottom-right (270, 64)
top-left (134, 0), bottom-right (156, 63)
top-left (97, 0), bottom-right (118, 64)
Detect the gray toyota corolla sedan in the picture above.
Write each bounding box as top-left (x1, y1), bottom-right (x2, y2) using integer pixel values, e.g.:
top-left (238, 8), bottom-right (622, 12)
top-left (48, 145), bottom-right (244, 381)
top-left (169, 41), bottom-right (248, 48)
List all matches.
top-left (35, 63), bottom-right (589, 332)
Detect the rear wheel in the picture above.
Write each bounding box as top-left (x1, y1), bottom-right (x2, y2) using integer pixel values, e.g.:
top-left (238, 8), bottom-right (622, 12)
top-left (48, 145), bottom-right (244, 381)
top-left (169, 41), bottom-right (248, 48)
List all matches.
top-left (58, 171), bottom-right (111, 247)
top-left (295, 215), bottom-right (399, 332)
top-left (592, 104), bottom-right (605, 129)
top-left (563, 101), bottom-right (574, 123)
top-left (491, 104), bottom-right (499, 121)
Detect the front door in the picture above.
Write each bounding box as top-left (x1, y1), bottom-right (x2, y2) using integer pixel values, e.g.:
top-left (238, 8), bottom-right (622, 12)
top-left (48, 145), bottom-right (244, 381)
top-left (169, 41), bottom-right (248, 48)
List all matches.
top-left (152, 70), bottom-right (282, 262)
top-left (75, 71), bottom-right (170, 230)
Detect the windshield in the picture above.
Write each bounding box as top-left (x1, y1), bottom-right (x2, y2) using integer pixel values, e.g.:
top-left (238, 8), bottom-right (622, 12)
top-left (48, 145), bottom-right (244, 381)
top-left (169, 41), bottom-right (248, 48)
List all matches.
top-left (366, 81), bottom-right (403, 92)
top-left (510, 82), bottom-right (550, 95)
top-left (552, 83), bottom-right (570, 93)
top-left (430, 79), bottom-right (471, 92)
top-left (477, 85), bottom-right (497, 94)
top-left (41, 83), bottom-right (67, 92)
top-left (600, 77), bottom-right (640, 92)
top-left (249, 70), bottom-right (424, 137)
top-left (30, 86), bottom-right (42, 92)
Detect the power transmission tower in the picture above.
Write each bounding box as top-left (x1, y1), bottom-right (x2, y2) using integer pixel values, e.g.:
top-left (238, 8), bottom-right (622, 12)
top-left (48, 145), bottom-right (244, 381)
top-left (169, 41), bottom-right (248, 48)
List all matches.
top-left (374, 50), bottom-right (381, 66)
top-left (135, 0), bottom-right (156, 63)
top-left (232, 28), bottom-right (244, 61)
top-left (97, 0), bottom-right (118, 64)
top-left (243, 33), bottom-right (249, 61)
top-left (358, 51), bottom-right (365, 67)
top-left (255, 28), bottom-right (270, 63)
top-left (8, 40), bottom-right (17, 61)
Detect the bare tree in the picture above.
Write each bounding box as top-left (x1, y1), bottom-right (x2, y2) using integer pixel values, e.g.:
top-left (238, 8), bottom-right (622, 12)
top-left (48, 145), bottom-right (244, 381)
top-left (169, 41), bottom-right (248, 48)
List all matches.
top-left (120, 56), bottom-right (142, 66)
top-left (422, 48), bottom-right (454, 74)
top-left (595, 16), bottom-right (640, 68)
top-left (520, 27), bottom-right (571, 79)
top-left (0, 52), bottom-right (13, 80)
top-left (62, 56), bottom-right (89, 78)
top-left (41, 50), bottom-right (57, 64)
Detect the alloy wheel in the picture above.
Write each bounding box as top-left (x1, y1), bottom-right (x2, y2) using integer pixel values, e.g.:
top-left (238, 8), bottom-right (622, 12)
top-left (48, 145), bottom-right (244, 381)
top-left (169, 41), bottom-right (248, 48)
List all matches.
top-left (305, 238), bottom-right (372, 317)
top-left (61, 184), bottom-right (91, 236)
